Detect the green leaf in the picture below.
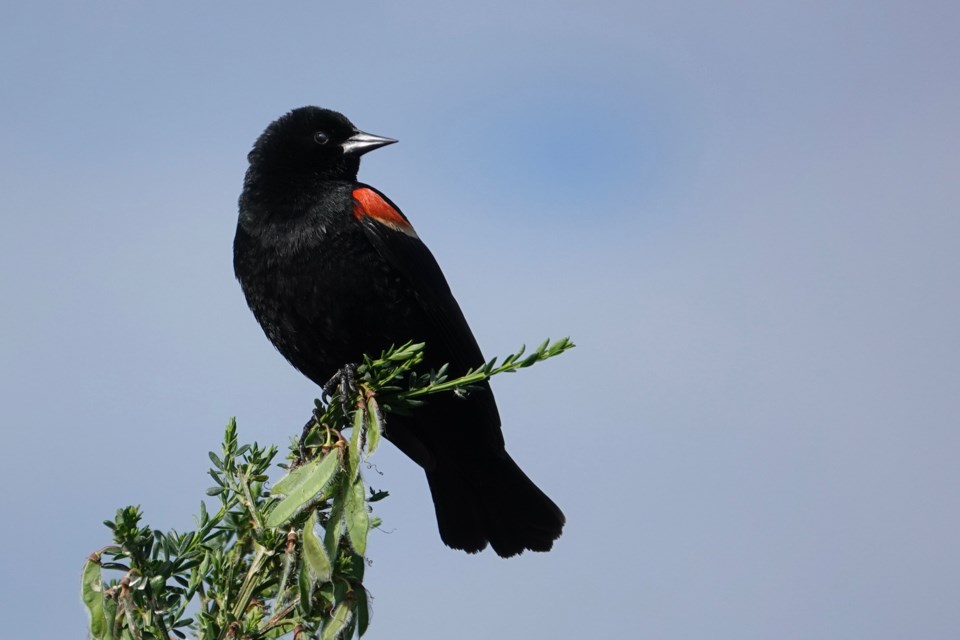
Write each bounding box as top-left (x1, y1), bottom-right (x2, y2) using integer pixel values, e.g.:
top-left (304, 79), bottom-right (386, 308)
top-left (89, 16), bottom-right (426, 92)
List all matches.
top-left (321, 602), bottom-right (353, 640)
top-left (81, 555), bottom-right (109, 639)
top-left (270, 462), bottom-right (311, 497)
top-left (298, 561), bottom-right (314, 616)
top-left (333, 580), bottom-right (348, 609)
top-left (365, 397), bottom-right (382, 455)
top-left (302, 511), bottom-right (332, 583)
top-left (102, 592), bottom-right (118, 639)
top-left (348, 406), bottom-right (364, 482)
top-left (341, 604), bottom-right (358, 640)
top-left (324, 481), bottom-right (345, 563)
top-left (356, 587), bottom-right (371, 637)
top-left (387, 342), bottom-right (424, 361)
top-left (266, 452), bottom-right (341, 528)
top-left (344, 477), bottom-right (369, 556)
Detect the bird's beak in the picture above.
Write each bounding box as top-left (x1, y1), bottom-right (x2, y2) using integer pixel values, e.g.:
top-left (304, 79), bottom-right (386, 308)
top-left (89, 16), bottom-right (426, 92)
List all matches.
top-left (341, 130), bottom-right (398, 156)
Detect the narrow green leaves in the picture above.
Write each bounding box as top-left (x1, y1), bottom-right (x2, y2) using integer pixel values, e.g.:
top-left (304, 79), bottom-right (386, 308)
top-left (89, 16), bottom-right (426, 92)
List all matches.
top-left (366, 337), bottom-right (575, 408)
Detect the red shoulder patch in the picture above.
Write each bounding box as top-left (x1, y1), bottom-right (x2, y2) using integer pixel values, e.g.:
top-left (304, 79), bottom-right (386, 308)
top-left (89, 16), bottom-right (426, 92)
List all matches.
top-left (352, 187), bottom-right (417, 237)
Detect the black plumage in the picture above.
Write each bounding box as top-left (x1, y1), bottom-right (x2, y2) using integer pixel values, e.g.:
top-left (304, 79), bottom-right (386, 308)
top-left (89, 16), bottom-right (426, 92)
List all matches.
top-left (234, 107), bottom-right (564, 557)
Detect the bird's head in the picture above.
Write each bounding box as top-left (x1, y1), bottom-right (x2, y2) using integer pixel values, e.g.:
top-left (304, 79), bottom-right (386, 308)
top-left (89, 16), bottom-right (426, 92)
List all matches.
top-left (246, 106), bottom-right (396, 182)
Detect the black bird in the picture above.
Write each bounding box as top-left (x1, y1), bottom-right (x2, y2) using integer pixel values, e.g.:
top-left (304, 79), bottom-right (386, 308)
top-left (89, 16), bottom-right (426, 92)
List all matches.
top-left (234, 107), bottom-right (564, 557)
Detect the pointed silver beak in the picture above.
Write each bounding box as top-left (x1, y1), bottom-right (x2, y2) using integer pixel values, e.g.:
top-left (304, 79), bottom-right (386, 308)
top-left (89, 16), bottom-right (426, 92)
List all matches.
top-left (341, 130), bottom-right (398, 156)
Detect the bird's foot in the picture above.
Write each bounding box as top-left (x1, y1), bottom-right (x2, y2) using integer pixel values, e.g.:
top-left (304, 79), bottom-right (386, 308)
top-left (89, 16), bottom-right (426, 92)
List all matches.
top-left (298, 415), bottom-right (319, 462)
top-left (323, 363), bottom-right (358, 418)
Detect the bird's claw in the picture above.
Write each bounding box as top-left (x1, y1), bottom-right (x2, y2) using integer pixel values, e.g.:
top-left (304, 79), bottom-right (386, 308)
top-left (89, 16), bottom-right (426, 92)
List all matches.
top-left (298, 416), bottom-right (318, 461)
top-left (323, 363), bottom-right (358, 418)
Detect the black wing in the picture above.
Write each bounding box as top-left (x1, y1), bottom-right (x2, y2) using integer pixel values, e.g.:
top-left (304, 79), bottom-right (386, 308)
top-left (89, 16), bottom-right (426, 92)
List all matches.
top-left (351, 185), bottom-right (486, 373)
top-left (351, 184), bottom-right (502, 439)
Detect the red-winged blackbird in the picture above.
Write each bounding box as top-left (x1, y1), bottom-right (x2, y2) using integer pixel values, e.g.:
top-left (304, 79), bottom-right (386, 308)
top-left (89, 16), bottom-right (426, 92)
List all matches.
top-left (234, 107), bottom-right (564, 557)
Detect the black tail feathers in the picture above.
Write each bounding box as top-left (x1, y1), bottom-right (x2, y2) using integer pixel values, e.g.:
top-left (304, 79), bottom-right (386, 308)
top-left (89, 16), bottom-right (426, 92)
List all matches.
top-left (425, 452), bottom-right (565, 558)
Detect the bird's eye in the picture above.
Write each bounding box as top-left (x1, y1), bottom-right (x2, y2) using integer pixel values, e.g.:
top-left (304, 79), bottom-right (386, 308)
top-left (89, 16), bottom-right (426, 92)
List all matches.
top-left (313, 131), bottom-right (330, 145)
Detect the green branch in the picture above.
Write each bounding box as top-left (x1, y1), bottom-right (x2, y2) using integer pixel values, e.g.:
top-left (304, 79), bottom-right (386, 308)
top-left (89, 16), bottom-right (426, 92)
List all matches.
top-left (82, 338), bottom-right (573, 639)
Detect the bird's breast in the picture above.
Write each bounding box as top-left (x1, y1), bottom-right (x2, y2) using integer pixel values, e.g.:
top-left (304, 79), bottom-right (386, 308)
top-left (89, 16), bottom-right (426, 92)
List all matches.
top-left (235, 197), bottom-right (418, 383)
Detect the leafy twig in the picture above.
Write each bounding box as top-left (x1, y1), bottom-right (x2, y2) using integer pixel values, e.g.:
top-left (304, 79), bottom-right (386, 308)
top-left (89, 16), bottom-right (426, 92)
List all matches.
top-left (82, 338), bottom-right (573, 640)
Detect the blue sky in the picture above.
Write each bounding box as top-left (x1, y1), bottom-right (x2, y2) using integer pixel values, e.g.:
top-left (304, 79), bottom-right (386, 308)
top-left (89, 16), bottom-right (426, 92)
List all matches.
top-left (2, 1), bottom-right (958, 638)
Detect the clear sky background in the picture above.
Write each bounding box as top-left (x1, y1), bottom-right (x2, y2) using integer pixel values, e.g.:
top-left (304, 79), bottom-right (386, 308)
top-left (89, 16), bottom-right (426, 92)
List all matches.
top-left (2, 1), bottom-right (958, 638)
